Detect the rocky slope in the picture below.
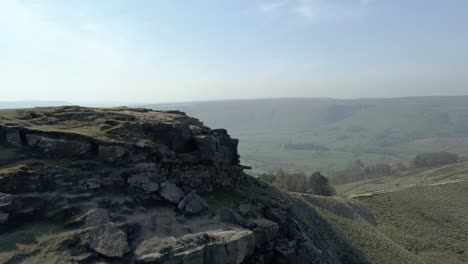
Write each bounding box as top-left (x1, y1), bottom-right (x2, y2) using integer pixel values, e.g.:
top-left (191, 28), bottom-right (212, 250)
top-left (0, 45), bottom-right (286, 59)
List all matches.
top-left (0, 106), bottom-right (368, 264)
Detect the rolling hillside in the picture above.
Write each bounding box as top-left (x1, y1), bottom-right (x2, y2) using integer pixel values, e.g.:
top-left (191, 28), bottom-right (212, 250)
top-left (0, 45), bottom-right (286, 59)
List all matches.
top-left (144, 96), bottom-right (468, 174)
top-left (337, 159), bottom-right (468, 196)
top-left (307, 161), bottom-right (468, 264)
top-left (356, 181), bottom-right (468, 264)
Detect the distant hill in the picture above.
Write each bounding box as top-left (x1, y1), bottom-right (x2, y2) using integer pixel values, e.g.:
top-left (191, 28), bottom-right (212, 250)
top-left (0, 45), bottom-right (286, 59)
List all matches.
top-left (142, 96), bottom-right (468, 175)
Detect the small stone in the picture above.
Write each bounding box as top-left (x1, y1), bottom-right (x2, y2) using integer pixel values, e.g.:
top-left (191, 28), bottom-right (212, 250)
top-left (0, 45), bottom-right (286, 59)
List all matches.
top-left (159, 182), bottom-right (185, 204)
top-left (178, 191), bottom-right (209, 214)
top-left (86, 178), bottom-right (101, 190)
top-left (81, 223), bottom-right (129, 258)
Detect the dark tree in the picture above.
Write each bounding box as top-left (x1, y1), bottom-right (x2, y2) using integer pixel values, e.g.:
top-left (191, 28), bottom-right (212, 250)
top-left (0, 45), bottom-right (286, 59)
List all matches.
top-left (307, 171), bottom-right (336, 196)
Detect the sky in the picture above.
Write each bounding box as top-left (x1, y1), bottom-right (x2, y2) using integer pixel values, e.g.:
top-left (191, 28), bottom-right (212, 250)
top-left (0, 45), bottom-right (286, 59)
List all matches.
top-left (1, 0), bottom-right (468, 103)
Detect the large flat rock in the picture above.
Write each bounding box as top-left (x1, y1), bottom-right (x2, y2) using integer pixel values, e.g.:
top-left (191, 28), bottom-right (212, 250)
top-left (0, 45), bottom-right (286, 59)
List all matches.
top-left (136, 229), bottom-right (255, 264)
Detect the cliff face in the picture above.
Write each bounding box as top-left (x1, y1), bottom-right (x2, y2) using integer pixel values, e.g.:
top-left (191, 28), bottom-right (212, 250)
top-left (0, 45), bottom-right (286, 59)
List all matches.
top-left (0, 107), bottom-right (368, 264)
top-left (0, 106), bottom-right (243, 193)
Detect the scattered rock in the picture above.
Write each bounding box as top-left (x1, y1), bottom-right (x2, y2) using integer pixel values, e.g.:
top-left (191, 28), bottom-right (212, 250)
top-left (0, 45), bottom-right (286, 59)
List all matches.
top-left (160, 182), bottom-right (185, 204)
top-left (178, 191), bottom-right (209, 214)
top-left (84, 208), bottom-right (111, 228)
top-left (81, 223), bottom-right (129, 258)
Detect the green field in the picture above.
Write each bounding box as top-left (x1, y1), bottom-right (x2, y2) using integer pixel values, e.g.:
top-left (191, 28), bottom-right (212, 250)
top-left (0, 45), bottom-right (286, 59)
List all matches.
top-left (357, 181), bottom-right (468, 264)
top-left (239, 143), bottom-right (403, 174)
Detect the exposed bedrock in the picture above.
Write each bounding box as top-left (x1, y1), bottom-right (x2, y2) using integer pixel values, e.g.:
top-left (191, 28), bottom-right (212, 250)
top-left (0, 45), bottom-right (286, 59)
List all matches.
top-left (0, 106), bottom-right (244, 193)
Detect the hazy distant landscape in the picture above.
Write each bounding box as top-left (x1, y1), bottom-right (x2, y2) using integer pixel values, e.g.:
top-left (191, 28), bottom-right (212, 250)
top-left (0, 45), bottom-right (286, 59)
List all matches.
top-left (4, 96), bottom-right (468, 180)
top-left (144, 96), bottom-right (468, 175)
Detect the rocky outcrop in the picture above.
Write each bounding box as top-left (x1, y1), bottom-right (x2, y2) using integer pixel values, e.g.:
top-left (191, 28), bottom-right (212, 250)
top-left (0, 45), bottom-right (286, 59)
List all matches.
top-left (0, 106), bottom-right (370, 264)
top-left (135, 229), bottom-right (255, 264)
top-left (0, 106), bottom-right (245, 192)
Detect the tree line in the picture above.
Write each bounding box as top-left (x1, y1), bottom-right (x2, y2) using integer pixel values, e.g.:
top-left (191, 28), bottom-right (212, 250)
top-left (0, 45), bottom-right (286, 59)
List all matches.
top-left (258, 170), bottom-right (336, 196)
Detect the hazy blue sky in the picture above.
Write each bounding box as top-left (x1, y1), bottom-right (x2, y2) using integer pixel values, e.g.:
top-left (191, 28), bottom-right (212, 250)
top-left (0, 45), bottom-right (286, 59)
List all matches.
top-left (1, 0), bottom-right (468, 103)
